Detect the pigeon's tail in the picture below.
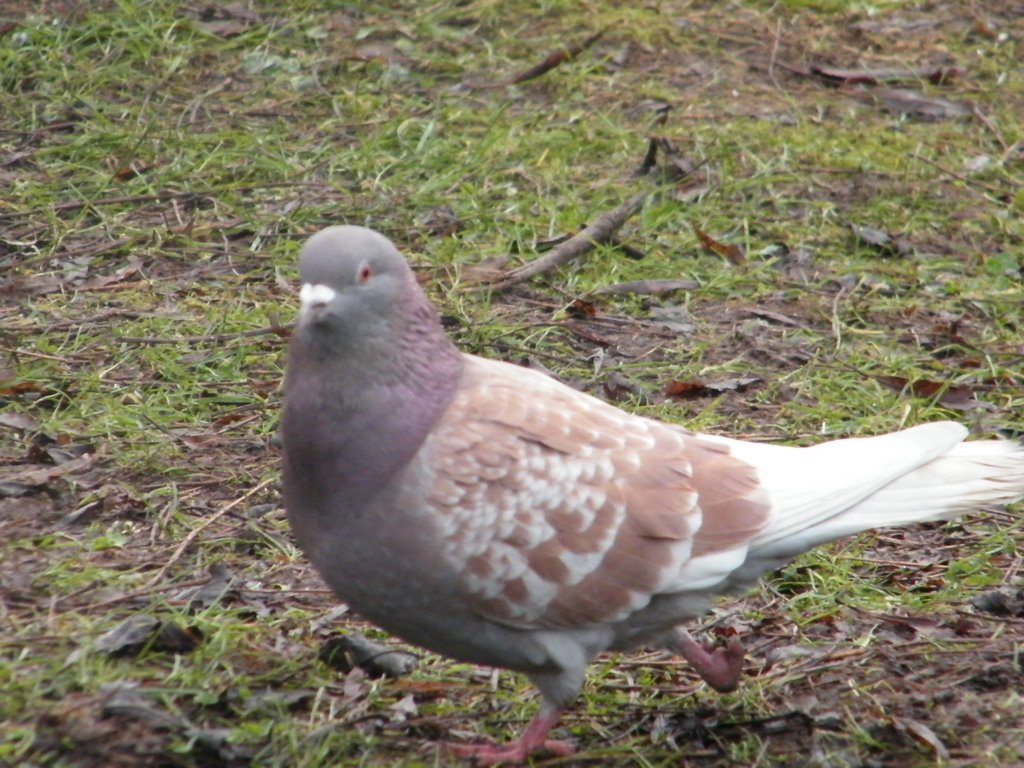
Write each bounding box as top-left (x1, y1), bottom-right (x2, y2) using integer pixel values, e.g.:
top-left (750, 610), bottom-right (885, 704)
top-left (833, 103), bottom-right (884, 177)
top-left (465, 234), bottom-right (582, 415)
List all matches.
top-left (712, 422), bottom-right (1024, 563)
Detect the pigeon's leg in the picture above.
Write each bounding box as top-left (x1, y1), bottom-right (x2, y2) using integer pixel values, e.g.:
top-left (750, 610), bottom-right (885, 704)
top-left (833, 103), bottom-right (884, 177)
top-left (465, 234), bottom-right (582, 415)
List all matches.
top-left (443, 702), bottom-right (574, 766)
top-left (668, 629), bottom-right (745, 692)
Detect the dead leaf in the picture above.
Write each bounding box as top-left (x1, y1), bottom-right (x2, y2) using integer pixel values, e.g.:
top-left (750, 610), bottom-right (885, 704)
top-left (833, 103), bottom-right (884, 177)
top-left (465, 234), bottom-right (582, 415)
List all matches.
top-left (95, 615), bottom-right (161, 654)
top-left (566, 298), bottom-right (597, 319)
top-left (0, 452), bottom-right (95, 489)
top-left (848, 223), bottom-right (913, 256)
top-left (94, 615), bottom-right (202, 655)
top-left (873, 374), bottom-right (978, 408)
top-left (318, 631), bottom-right (418, 678)
top-left (649, 305), bottom-right (696, 334)
top-left (891, 716), bottom-right (950, 760)
top-left (665, 380), bottom-right (707, 399)
top-left (863, 87), bottom-right (971, 120)
top-left (665, 376), bottom-right (761, 399)
top-left (694, 225), bottom-right (745, 264)
top-left (388, 694), bottom-right (418, 722)
top-left (0, 411), bottom-right (39, 432)
top-left (113, 161), bottom-right (154, 181)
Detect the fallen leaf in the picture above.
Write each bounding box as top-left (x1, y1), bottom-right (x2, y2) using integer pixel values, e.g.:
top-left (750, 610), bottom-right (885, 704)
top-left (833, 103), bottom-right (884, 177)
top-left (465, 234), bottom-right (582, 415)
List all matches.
top-left (873, 374), bottom-right (978, 408)
top-left (319, 631), bottom-right (418, 678)
top-left (649, 305), bottom-right (696, 334)
top-left (863, 87), bottom-right (971, 120)
top-left (665, 376), bottom-right (761, 399)
top-left (388, 694), bottom-right (418, 722)
top-left (0, 452), bottom-right (95, 489)
top-left (95, 615), bottom-right (161, 654)
top-left (566, 298), bottom-right (597, 318)
top-left (0, 412), bottom-right (39, 432)
top-left (891, 716), bottom-right (950, 760)
top-left (694, 225), bottom-right (745, 264)
top-left (848, 223), bottom-right (913, 256)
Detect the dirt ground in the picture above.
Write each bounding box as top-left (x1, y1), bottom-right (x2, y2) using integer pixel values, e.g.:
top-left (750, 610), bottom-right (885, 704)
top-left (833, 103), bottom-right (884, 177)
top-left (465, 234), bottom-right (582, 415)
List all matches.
top-left (2, 1), bottom-right (1023, 766)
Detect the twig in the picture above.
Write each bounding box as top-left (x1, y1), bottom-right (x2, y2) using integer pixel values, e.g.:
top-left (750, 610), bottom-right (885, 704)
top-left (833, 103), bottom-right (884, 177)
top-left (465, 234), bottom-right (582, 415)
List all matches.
top-left (971, 104), bottom-right (1009, 153)
top-left (140, 477), bottom-right (275, 590)
top-left (914, 153), bottom-right (1008, 194)
top-left (767, 18), bottom-right (783, 91)
top-left (484, 192), bottom-right (648, 290)
top-left (508, 29), bottom-right (605, 85)
top-left (464, 29), bottom-right (605, 89)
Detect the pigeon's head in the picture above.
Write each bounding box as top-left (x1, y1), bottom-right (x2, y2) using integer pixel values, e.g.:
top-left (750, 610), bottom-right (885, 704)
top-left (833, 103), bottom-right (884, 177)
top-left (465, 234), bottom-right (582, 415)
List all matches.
top-left (295, 225), bottom-right (418, 347)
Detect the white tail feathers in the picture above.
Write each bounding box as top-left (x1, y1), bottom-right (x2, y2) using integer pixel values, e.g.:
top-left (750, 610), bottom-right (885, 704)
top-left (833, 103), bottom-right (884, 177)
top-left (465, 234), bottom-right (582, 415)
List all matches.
top-left (712, 422), bottom-right (1024, 561)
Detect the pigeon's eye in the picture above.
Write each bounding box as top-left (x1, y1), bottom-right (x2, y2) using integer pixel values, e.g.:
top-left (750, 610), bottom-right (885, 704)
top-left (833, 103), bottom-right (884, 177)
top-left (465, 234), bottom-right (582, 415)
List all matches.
top-left (357, 262), bottom-right (374, 285)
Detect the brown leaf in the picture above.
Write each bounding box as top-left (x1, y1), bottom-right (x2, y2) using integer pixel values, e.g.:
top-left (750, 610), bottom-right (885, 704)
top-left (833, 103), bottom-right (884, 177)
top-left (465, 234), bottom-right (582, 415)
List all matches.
top-left (665, 379), bottom-right (710, 399)
top-left (694, 225), bottom-right (745, 264)
top-left (665, 376), bottom-right (761, 399)
top-left (566, 298), bottom-right (597, 318)
top-left (874, 374), bottom-right (978, 407)
top-left (113, 161), bottom-right (154, 181)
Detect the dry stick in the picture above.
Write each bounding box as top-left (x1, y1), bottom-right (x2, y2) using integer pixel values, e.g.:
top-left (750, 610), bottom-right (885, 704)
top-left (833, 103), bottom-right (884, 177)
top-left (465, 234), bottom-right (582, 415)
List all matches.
top-left (508, 29), bottom-right (605, 85)
top-left (485, 192), bottom-right (648, 291)
top-left (141, 476), bottom-right (275, 590)
top-left (464, 29), bottom-right (605, 89)
top-left (971, 105), bottom-right (1009, 153)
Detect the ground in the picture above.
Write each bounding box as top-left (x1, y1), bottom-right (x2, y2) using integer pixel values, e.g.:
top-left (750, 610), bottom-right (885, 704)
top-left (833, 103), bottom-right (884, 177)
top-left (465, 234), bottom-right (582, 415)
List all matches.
top-left (1, 1), bottom-right (1023, 766)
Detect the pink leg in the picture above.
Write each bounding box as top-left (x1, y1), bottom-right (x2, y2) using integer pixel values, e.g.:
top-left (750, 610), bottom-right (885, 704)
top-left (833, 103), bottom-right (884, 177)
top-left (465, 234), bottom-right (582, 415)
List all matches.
top-left (670, 629), bottom-right (745, 692)
top-left (443, 704), bottom-right (574, 766)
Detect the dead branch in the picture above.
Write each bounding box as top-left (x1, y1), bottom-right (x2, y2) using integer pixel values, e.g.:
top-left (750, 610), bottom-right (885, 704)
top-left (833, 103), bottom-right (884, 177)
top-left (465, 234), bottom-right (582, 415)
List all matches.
top-left (484, 192), bottom-right (647, 291)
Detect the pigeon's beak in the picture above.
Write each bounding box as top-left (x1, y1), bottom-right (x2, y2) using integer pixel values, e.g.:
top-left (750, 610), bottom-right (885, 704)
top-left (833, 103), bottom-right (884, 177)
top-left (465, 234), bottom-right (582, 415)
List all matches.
top-left (299, 283), bottom-right (336, 324)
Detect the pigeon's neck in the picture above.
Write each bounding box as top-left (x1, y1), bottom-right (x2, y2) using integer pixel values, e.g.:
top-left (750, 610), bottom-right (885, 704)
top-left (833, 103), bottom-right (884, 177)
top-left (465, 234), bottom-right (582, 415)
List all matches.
top-left (282, 292), bottom-right (462, 528)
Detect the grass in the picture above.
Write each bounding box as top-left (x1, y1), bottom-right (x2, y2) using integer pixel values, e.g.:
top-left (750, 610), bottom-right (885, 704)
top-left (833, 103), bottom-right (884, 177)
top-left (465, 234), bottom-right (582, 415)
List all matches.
top-left (2, 0), bottom-right (1023, 766)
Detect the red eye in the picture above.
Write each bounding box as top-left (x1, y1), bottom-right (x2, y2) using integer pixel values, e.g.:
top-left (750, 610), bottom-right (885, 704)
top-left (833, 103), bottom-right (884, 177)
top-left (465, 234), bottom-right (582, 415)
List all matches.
top-left (357, 262), bottom-right (373, 284)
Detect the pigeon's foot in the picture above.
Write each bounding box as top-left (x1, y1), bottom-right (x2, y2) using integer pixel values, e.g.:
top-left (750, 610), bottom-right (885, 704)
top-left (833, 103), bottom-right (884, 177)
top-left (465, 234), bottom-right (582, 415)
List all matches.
top-left (671, 629), bottom-right (745, 692)
top-left (443, 706), bottom-right (573, 765)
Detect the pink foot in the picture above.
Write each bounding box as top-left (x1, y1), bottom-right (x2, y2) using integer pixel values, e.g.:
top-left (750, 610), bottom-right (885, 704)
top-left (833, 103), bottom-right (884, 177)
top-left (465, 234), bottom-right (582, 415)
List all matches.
top-left (671, 629), bottom-right (745, 692)
top-left (442, 705), bottom-right (573, 765)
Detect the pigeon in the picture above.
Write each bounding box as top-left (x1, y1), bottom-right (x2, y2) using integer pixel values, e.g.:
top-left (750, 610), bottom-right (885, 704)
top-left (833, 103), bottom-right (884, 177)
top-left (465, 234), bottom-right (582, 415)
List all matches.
top-left (280, 225), bottom-right (1024, 765)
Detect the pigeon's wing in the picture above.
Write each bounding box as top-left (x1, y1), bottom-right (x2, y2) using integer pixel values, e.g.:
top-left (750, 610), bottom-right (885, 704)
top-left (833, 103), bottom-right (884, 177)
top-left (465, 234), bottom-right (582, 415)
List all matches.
top-left (423, 356), bottom-right (771, 630)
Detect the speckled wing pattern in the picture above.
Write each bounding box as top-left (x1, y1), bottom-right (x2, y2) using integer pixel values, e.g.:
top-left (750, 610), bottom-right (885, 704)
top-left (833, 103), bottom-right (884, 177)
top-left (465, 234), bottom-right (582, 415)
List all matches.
top-left (424, 356), bottom-right (771, 631)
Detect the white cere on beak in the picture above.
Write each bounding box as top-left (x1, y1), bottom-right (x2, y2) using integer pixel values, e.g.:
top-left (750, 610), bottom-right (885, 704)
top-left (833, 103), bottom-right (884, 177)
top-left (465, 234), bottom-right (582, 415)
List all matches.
top-left (299, 283), bottom-right (336, 322)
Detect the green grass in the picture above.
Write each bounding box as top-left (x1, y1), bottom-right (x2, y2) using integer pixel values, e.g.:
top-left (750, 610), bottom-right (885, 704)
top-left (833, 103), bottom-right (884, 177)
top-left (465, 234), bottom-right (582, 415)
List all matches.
top-left (2, 0), bottom-right (1023, 766)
